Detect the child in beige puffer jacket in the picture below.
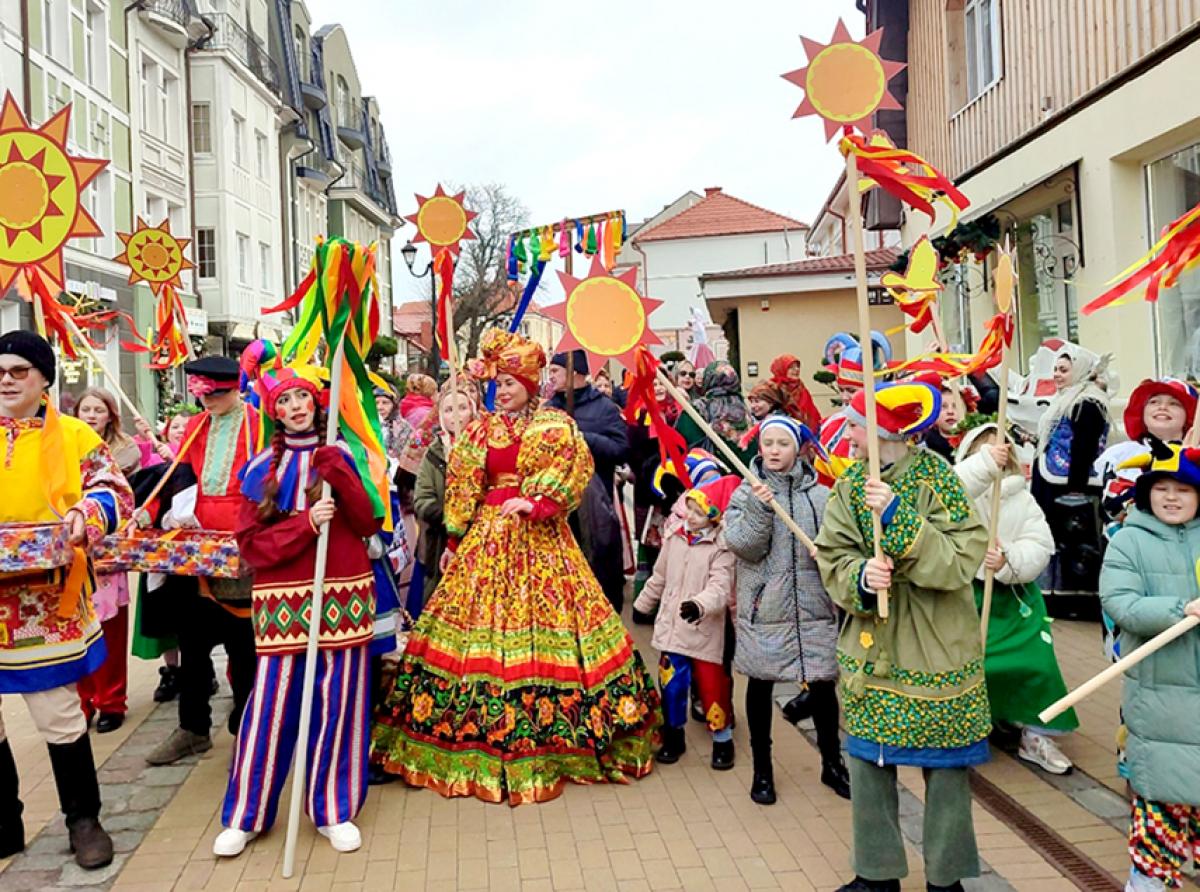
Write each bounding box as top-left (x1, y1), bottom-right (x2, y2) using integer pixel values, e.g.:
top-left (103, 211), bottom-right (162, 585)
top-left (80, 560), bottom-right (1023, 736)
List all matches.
top-left (633, 488), bottom-right (736, 771)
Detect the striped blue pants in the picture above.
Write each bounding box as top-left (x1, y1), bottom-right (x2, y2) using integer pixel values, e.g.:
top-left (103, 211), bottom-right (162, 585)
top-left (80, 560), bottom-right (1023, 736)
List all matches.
top-left (221, 646), bottom-right (369, 832)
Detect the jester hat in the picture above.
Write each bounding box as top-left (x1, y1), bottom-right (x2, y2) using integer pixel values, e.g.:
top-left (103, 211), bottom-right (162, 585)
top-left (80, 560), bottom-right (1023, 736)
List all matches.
top-left (844, 381), bottom-right (941, 441)
top-left (1122, 438), bottom-right (1200, 511)
top-left (652, 449), bottom-right (725, 499)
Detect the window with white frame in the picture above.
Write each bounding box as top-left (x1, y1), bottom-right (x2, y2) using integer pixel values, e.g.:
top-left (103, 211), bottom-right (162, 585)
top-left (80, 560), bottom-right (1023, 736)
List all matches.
top-left (42, 0), bottom-right (54, 55)
top-left (196, 228), bottom-right (216, 278)
top-left (1148, 143), bottom-right (1200, 379)
top-left (232, 115), bottom-right (245, 168)
top-left (237, 234), bottom-right (250, 285)
top-left (159, 71), bottom-right (174, 142)
top-left (964, 0), bottom-right (1001, 101)
top-left (255, 131), bottom-right (267, 179)
top-left (259, 242), bottom-right (271, 291)
top-left (84, 1), bottom-right (107, 93)
top-left (191, 103), bottom-right (212, 153)
top-left (140, 59), bottom-right (153, 133)
top-left (293, 25), bottom-right (306, 80)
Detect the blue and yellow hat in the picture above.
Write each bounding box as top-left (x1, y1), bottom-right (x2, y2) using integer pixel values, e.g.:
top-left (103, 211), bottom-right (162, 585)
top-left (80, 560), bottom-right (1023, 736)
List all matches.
top-left (652, 449), bottom-right (725, 498)
top-left (1121, 439), bottom-right (1200, 511)
top-left (844, 381), bottom-right (940, 440)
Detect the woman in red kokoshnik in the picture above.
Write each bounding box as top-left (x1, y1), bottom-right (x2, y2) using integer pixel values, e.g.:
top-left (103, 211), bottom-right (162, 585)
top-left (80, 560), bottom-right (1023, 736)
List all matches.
top-left (371, 329), bottom-right (660, 804)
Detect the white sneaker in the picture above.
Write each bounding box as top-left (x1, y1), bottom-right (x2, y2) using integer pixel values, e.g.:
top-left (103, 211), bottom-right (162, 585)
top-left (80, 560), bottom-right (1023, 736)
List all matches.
top-left (1018, 730), bottom-right (1073, 775)
top-left (318, 821), bottom-right (362, 853)
top-left (212, 828), bottom-right (257, 857)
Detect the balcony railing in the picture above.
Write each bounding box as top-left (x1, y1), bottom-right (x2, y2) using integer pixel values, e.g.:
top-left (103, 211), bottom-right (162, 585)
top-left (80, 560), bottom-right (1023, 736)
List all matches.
top-left (141, 0), bottom-right (189, 28)
top-left (200, 13), bottom-right (280, 96)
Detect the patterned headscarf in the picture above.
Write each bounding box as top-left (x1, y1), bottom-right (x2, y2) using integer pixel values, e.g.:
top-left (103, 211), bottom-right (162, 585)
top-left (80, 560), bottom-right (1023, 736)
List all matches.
top-left (695, 362), bottom-right (750, 436)
top-left (467, 329), bottom-right (546, 394)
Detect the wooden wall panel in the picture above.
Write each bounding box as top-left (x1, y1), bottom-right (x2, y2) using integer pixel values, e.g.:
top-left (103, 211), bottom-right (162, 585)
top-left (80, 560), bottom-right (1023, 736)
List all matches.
top-left (907, 0), bottom-right (1200, 177)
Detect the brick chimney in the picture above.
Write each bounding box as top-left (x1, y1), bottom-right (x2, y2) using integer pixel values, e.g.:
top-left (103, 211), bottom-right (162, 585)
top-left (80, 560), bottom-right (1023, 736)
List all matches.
top-left (704, 186), bottom-right (723, 197)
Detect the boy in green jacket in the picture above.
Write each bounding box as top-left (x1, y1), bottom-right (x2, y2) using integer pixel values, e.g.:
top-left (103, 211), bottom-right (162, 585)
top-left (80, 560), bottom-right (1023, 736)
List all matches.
top-left (815, 382), bottom-right (990, 892)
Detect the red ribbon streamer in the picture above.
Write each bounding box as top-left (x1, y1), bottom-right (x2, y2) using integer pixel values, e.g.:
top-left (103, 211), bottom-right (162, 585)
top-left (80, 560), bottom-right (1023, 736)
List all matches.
top-left (623, 346), bottom-right (692, 490)
top-left (433, 248), bottom-right (455, 361)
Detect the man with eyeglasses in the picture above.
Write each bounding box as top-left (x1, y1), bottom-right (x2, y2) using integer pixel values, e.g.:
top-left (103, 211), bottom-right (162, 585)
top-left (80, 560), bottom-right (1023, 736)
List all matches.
top-left (0, 330), bottom-right (134, 869)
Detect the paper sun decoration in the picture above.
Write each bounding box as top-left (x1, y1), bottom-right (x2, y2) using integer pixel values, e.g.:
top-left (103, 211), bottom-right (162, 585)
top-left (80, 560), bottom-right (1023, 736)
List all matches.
top-left (0, 92), bottom-right (108, 351)
top-left (782, 20), bottom-right (905, 142)
top-left (405, 185), bottom-right (477, 258)
top-left (544, 256), bottom-right (663, 372)
top-left (406, 186), bottom-right (477, 361)
top-left (114, 217), bottom-right (194, 368)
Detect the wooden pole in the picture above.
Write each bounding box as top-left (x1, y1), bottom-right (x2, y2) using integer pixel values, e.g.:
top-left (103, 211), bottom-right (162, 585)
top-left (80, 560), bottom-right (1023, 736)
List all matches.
top-left (61, 314), bottom-right (156, 433)
top-left (1038, 615), bottom-right (1200, 724)
top-left (657, 370), bottom-right (818, 558)
top-left (979, 332), bottom-right (1011, 652)
top-left (282, 337), bottom-right (347, 879)
top-left (844, 151), bottom-right (889, 617)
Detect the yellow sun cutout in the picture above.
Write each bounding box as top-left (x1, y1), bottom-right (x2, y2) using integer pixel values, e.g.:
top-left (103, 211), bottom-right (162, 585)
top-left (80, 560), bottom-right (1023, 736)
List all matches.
top-left (782, 19), bottom-right (905, 142)
top-left (405, 184), bottom-right (477, 257)
top-left (114, 217), bottom-right (193, 295)
top-left (544, 257), bottom-right (663, 371)
top-left (0, 92), bottom-right (108, 292)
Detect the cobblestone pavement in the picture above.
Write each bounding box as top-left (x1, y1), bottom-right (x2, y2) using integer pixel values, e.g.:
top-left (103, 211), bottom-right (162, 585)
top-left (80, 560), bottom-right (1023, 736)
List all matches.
top-left (0, 613), bottom-right (1162, 892)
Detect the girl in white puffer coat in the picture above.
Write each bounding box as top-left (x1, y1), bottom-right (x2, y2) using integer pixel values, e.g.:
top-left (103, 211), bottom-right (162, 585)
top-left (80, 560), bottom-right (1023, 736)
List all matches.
top-left (956, 423), bottom-right (1079, 775)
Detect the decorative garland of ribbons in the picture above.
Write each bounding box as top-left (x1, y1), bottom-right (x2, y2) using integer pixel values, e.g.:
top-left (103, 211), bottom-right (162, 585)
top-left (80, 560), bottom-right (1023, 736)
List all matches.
top-left (263, 237), bottom-right (391, 527)
top-left (887, 312), bottom-right (1013, 379)
top-left (506, 212), bottom-right (628, 276)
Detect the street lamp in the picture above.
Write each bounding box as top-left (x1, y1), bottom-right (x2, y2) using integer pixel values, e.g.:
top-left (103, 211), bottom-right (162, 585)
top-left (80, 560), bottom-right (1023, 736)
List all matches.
top-left (400, 239), bottom-right (437, 375)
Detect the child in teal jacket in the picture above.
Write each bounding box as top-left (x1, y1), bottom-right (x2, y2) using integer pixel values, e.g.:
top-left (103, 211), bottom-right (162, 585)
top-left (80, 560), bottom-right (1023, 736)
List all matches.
top-left (1100, 441), bottom-right (1200, 892)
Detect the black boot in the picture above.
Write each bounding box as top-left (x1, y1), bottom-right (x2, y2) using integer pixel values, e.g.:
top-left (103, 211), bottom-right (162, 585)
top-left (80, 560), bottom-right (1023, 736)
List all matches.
top-left (836, 878), bottom-right (900, 892)
top-left (711, 739), bottom-right (734, 771)
top-left (655, 726), bottom-right (686, 764)
top-left (750, 766), bottom-right (776, 805)
top-left (47, 735), bottom-right (112, 870)
top-left (0, 739), bottom-right (23, 858)
top-left (927, 884), bottom-right (965, 892)
top-left (152, 666), bottom-right (179, 703)
top-left (821, 756), bottom-right (851, 800)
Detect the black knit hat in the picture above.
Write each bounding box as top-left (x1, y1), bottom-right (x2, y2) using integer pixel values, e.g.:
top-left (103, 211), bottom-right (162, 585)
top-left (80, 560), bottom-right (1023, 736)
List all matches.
top-left (550, 349), bottom-right (589, 375)
top-left (0, 330), bottom-right (55, 386)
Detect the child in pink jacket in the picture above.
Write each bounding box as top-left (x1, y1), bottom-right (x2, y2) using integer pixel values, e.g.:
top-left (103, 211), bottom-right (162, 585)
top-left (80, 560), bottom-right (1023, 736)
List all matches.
top-left (633, 488), bottom-right (737, 770)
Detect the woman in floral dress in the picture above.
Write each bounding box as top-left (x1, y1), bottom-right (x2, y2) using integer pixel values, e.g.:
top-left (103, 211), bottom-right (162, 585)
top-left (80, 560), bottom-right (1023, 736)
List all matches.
top-left (371, 329), bottom-right (660, 805)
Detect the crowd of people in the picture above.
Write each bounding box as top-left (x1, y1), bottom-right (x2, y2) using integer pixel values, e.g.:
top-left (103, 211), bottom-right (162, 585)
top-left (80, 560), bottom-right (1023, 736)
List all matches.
top-left (0, 324), bottom-right (1196, 892)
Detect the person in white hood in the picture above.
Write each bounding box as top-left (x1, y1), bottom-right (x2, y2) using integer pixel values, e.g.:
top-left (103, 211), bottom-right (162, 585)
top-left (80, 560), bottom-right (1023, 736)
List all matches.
top-left (956, 422), bottom-right (1078, 775)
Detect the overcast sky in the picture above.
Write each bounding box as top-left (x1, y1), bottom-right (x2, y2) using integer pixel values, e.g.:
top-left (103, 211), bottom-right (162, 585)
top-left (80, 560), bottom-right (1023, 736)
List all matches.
top-left (302, 0), bottom-right (865, 302)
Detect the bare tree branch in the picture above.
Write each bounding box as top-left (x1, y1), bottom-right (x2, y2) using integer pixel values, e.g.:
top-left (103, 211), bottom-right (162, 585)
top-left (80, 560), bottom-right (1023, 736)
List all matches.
top-left (449, 183), bottom-right (530, 356)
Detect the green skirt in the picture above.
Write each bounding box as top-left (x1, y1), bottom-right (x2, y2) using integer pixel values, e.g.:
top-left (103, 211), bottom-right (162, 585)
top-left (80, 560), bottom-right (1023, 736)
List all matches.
top-left (974, 578), bottom-right (1078, 732)
top-left (130, 575), bottom-right (177, 660)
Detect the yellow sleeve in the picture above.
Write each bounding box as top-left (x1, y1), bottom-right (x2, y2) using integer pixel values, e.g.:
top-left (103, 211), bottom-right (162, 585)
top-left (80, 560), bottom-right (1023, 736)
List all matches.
top-left (519, 410), bottom-right (594, 514)
top-left (443, 416), bottom-right (488, 538)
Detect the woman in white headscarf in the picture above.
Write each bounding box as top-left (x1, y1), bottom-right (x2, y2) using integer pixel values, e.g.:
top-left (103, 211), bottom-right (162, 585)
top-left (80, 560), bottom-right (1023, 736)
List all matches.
top-left (1031, 344), bottom-right (1112, 596)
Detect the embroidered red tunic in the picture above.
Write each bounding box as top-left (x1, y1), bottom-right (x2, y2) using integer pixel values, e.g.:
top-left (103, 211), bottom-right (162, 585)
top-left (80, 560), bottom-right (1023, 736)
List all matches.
top-left (236, 445), bottom-right (380, 655)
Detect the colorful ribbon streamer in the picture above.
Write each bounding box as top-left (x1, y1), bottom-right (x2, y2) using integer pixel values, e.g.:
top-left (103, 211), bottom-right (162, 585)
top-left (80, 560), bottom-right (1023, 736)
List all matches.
top-left (840, 131), bottom-right (970, 225)
top-left (264, 237), bottom-right (391, 527)
top-left (623, 346), bottom-right (692, 489)
top-left (1081, 200), bottom-right (1200, 314)
top-left (888, 312), bottom-right (1013, 379)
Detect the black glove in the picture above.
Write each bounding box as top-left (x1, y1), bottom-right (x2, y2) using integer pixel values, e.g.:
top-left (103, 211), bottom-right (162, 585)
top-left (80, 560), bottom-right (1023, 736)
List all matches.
top-left (631, 606), bottom-right (655, 626)
top-left (679, 600), bottom-right (702, 623)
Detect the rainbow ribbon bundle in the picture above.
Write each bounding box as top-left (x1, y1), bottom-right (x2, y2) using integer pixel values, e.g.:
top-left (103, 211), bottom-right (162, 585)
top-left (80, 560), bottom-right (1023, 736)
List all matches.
top-left (1082, 199), bottom-right (1200, 314)
top-left (840, 131), bottom-right (970, 226)
top-left (264, 237), bottom-right (391, 527)
top-left (144, 287), bottom-right (189, 369)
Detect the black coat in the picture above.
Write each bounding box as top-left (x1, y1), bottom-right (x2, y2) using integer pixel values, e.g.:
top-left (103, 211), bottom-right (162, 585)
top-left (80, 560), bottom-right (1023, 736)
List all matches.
top-left (547, 385), bottom-right (629, 486)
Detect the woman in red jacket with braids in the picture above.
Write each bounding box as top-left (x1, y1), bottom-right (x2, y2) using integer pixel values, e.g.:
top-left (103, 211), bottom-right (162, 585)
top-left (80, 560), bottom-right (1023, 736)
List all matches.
top-left (213, 368), bottom-right (381, 859)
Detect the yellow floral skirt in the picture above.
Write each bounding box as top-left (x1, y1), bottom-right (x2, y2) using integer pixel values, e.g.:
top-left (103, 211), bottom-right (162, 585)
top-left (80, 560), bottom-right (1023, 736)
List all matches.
top-left (370, 505), bottom-right (660, 805)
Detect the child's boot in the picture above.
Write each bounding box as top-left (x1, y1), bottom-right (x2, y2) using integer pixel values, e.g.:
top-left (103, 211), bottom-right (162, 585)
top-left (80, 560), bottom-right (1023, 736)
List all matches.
top-left (656, 726), bottom-right (686, 764)
top-left (711, 738), bottom-right (734, 771)
top-left (821, 755), bottom-right (851, 799)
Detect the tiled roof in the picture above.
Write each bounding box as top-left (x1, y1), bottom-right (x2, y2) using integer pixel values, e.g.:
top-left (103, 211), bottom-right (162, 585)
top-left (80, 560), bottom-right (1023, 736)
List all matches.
top-left (634, 187), bottom-right (808, 242)
top-left (702, 247), bottom-right (898, 281)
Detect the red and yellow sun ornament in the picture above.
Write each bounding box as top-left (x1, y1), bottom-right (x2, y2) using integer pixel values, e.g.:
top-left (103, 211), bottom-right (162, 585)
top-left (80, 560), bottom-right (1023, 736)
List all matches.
top-left (114, 217), bottom-right (194, 368)
top-left (782, 20), bottom-right (905, 142)
top-left (405, 185), bottom-right (477, 258)
top-left (0, 92), bottom-right (108, 352)
top-left (544, 256), bottom-right (663, 372)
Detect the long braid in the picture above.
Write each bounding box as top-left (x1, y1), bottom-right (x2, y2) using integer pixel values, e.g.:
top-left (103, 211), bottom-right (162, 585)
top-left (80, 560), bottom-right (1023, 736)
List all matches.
top-left (257, 426), bottom-right (289, 519)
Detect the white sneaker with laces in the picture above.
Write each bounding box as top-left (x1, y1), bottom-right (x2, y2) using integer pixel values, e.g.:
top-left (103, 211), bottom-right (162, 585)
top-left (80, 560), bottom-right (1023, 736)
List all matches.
top-left (212, 828), bottom-right (257, 857)
top-left (1018, 729), bottom-right (1073, 775)
top-left (318, 821), bottom-right (362, 853)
